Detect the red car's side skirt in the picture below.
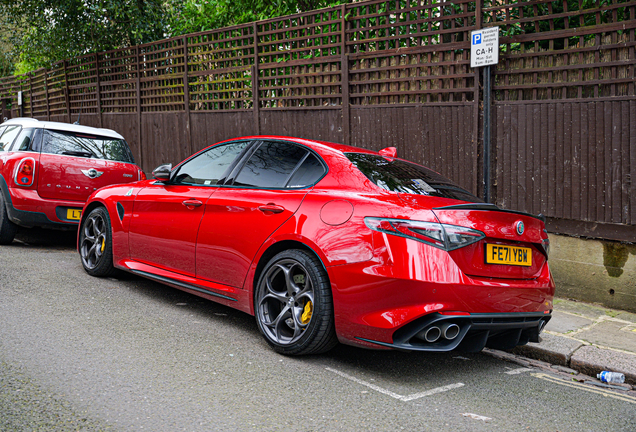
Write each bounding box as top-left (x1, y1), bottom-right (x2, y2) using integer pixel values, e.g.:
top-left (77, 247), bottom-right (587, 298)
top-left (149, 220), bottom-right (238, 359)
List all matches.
top-left (117, 259), bottom-right (253, 314)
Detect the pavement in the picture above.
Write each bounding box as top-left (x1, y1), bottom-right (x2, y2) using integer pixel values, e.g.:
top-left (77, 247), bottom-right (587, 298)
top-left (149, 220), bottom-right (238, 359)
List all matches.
top-left (488, 298), bottom-right (636, 389)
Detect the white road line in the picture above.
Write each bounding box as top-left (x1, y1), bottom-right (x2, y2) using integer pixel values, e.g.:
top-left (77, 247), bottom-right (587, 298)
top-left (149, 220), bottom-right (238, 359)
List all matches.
top-left (400, 383), bottom-right (466, 401)
top-left (504, 367), bottom-right (533, 375)
top-left (326, 367), bottom-right (464, 402)
top-left (462, 413), bottom-right (492, 421)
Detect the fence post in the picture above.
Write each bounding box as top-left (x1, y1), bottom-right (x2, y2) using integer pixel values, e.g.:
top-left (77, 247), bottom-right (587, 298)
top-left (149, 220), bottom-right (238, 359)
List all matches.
top-left (28, 74), bottom-right (34, 118)
top-left (95, 53), bottom-right (102, 128)
top-left (341, 4), bottom-right (350, 145)
top-left (341, 54), bottom-right (350, 145)
top-left (252, 22), bottom-right (260, 135)
top-left (183, 36), bottom-right (193, 156)
top-left (44, 69), bottom-right (50, 121)
top-left (252, 64), bottom-right (260, 135)
top-left (1, 98), bottom-right (8, 121)
top-left (136, 46), bottom-right (143, 169)
top-left (63, 60), bottom-right (71, 123)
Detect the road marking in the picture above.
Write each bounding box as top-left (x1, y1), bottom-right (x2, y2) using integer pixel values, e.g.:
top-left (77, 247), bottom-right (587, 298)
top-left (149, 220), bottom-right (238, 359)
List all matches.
top-left (504, 367), bottom-right (533, 375)
top-left (326, 367), bottom-right (464, 402)
top-left (532, 373), bottom-right (636, 404)
top-left (453, 356), bottom-right (471, 361)
top-left (462, 413), bottom-right (492, 421)
top-left (400, 384), bottom-right (467, 402)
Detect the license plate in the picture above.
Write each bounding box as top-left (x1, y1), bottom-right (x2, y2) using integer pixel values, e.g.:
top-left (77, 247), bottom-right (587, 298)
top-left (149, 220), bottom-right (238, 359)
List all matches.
top-left (485, 244), bottom-right (532, 266)
top-left (67, 209), bottom-right (82, 220)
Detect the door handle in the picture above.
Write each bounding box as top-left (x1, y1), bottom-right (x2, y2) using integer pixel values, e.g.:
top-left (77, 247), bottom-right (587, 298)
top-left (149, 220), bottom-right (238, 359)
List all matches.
top-left (258, 203), bottom-right (285, 214)
top-left (182, 199), bottom-right (203, 208)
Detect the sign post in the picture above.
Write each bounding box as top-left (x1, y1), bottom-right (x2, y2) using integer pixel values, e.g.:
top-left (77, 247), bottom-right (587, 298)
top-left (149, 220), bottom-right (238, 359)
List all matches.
top-left (471, 27), bottom-right (499, 204)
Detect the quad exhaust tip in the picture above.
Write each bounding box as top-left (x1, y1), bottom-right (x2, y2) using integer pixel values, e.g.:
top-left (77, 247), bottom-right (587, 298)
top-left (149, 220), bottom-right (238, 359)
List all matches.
top-left (422, 326), bottom-right (441, 343)
top-left (416, 322), bottom-right (461, 343)
top-left (440, 322), bottom-right (460, 340)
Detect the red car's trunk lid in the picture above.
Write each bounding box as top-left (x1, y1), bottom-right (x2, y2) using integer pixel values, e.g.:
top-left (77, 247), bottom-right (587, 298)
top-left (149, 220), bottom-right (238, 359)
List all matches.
top-left (432, 204), bottom-right (548, 280)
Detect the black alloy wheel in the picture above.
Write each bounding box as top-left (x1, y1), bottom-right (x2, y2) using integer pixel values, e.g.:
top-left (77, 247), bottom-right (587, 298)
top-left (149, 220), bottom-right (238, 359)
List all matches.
top-left (79, 206), bottom-right (116, 277)
top-left (254, 249), bottom-right (338, 356)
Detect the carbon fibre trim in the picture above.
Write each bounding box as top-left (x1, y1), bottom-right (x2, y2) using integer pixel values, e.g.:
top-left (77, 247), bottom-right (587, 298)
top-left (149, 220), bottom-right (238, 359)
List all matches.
top-left (130, 269), bottom-right (237, 302)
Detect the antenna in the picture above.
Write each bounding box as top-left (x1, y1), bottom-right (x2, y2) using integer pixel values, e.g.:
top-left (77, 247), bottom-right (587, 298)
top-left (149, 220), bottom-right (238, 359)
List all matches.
top-left (73, 108), bottom-right (81, 125)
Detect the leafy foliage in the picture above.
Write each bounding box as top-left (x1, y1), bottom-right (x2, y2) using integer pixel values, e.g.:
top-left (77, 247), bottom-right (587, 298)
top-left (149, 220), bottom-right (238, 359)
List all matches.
top-left (0, 0), bottom-right (353, 73)
top-left (0, 15), bottom-right (17, 76)
top-left (0, 0), bottom-right (167, 71)
top-left (166, 0), bottom-right (351, 36)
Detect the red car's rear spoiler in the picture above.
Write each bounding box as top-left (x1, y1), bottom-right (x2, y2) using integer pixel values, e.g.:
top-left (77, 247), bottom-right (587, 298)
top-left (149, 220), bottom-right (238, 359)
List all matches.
top-left (432, 203), bottom-right (546, 222)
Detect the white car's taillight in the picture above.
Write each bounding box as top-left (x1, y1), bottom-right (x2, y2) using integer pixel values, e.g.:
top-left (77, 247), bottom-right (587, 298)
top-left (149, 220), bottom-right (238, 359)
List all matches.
top-left (365, 217), bottom-right (485, 251)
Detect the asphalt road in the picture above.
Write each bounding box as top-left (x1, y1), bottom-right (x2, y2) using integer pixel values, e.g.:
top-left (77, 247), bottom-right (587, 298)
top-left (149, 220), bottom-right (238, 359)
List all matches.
top-left (1, 229), bottom-right (635, 432)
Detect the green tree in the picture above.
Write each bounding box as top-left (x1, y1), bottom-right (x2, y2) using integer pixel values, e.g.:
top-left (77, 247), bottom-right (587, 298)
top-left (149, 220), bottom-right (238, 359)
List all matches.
top-left (0, 0), bottom-right (168, 72)
top-left (166, 0), bottom-right (352, 36)
top-left (0, 12), bottom-right (17, 76)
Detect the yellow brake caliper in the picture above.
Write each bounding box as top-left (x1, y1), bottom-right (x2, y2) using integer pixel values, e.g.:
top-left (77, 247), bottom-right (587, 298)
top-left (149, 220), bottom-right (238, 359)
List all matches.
top-left (301, 301), bottom-right (313, 324)
top-left (100, 238), bottom-right (105, 253)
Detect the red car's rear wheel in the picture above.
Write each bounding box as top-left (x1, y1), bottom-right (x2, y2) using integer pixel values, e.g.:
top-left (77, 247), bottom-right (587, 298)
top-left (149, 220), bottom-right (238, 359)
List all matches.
top-left (255, 249), bottom-right (337, 355)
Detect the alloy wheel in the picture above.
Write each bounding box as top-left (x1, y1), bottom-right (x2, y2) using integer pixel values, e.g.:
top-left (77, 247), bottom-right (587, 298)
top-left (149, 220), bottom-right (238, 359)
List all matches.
top-left (257, 258), bottom-right (315, 346)
top-left (80, 212), bottom-right (107, 270)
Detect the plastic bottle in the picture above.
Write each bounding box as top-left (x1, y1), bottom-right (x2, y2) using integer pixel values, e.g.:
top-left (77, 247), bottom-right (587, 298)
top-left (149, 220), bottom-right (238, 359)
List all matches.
top-left (597, 371), bottom-right (625, 384)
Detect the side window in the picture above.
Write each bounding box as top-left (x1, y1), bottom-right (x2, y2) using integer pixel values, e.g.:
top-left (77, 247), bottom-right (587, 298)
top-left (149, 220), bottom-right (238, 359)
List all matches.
top-left (233, 141), bottom-right (309, 188)
top-left (10, 128), bottom-right (36, 152)
top-left (286, 153), bottom-right (326, 188)
top-left (0, 126), bottom-right (21, 152)
top-left (172, 141), bottom-right (250, 186)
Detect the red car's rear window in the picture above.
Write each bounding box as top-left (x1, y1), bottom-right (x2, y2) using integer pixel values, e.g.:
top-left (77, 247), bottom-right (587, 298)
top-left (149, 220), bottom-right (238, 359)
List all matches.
top-left (345, 153), bottom-right (482, 203)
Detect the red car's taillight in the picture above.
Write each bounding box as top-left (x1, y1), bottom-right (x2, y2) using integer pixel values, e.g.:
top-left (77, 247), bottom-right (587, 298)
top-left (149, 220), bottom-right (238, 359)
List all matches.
top-left (138, 169), bottom-right (146, 181)
top-left (541, 236), bottom-right (550, 258)
top-left (14, 158), bottom-right (36, 187)
top-left (365, 217), bottom-right (485, 251)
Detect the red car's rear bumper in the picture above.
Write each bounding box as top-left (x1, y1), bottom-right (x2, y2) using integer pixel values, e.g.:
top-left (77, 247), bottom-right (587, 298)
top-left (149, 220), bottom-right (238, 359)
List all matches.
top-left (4, 187), bottom-right (82, 228)
top-left (327, 252), bottom-right (554, 352)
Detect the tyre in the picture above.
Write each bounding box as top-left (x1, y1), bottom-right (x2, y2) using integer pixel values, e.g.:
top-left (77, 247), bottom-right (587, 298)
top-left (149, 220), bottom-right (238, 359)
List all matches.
top-left (254, 249), bottom-right (338, 355)
top-left (79, 206), bottom-right (116, 277)
top-left (0, 192), bottom-right (18, 245)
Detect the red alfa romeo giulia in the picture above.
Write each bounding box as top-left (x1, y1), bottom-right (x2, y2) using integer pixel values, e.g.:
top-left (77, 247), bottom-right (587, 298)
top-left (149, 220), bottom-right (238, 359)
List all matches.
top-left (78, 136), bottom-right (554, 355)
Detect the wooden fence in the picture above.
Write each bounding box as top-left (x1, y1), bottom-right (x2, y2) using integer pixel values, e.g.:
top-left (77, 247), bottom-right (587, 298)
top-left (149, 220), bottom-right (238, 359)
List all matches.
top-left (0, 0), bottom-right (634, 241)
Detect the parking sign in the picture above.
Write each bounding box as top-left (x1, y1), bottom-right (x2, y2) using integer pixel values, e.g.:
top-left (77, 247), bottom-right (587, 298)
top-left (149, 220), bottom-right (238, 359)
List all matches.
top-left (470, 27), bottom-right (499, 68)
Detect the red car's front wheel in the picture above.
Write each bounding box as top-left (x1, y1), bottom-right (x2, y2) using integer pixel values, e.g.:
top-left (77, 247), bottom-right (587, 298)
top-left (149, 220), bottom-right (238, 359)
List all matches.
top-left (79, 207), bottom-right (116, 277)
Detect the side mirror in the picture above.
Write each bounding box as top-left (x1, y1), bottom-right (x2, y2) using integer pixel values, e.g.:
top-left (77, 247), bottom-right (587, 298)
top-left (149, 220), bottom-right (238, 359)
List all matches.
top-left (152, 163), bottom-right (172, 181)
